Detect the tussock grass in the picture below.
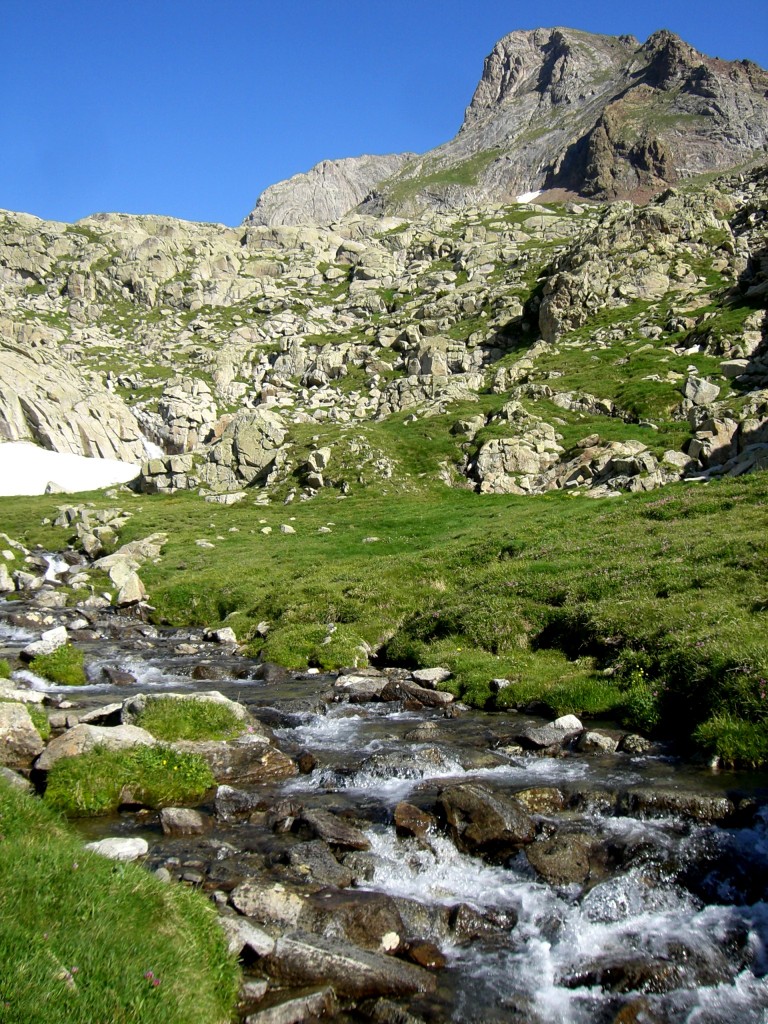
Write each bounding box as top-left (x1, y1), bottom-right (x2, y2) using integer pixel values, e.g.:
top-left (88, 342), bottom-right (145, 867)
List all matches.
top-left (0, 779), bottom-right (239, 1024)
top-left (135, 697), bottom-right (243, 742)
top-left (32, 645), bottom-right (86, 686)
top-left (693, 714), bottom-right (768, 768)
top-left (44, 746), bottom-right (216, 816)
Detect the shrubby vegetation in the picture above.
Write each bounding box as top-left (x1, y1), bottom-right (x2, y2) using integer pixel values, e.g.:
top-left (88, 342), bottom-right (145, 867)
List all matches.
top-left (0, 779), bottom-right (239, 1024)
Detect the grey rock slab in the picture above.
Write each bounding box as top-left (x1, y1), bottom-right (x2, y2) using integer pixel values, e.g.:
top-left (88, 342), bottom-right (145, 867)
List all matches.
top-left (553, 714), bottom-right (583, 731)
top-left (204, 627), bottom-right (238, 644)
top-left (334, 674), bottom-right (389, 702)
top-left (0, 684), bottom-right (45, 705)
top-left (0, 764), bottom-right (34, 792)
top-left (240, 979), bottom-right (269, 1003)
top-left (159, 807), bottom-right (209, 836)
top-left (300, 807), bottom-right (371, 850)
top-left (265, 932), bottom-right (436, 998)
top-left (0, 563), bottom-right (13, 592)
top-left (576, 730), bottom-right (619, 754)
top-left (78, 703), bottom-right (123, 725)
top-left (0, 703), bottom-right (45, 768)
top-left (514, 722), bottom-right (581, 751)
top-left (231, 880), bottom-right (310, 929)
top-left (35, 723), bottom-right (156, 771)
top-left (84, 837), bottom-right (149, 861)
top-left (245, 986), bottom-right (337, 1024)
top-left (218, 915), bottom-right (276, 957)
top-left (287, 839), bottom-right (354, 888)
top-left (21, 625), bottom-right (68, 660)
top-left (720, 359), bottom-right (750, 378)
top-left (398, 681), bottom-right (454, 707)
top-left (116, 572), bottom-right (146, 607)
top-left (411, 666), bottom-right (452, 688)
top-left (683, 375), bottom-right (720, 406)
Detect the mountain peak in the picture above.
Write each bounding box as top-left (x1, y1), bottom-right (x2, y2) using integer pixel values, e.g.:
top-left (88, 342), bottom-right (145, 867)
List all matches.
top-left (244, 26), bottom-right (768, 225)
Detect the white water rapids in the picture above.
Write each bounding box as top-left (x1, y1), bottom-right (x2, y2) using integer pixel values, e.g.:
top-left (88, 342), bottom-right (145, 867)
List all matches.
top-left (2, 603), bottom-right (768, 1022)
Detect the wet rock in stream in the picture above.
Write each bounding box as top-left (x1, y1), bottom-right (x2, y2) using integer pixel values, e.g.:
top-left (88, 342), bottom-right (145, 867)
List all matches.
top-left (264, 932), bottom-right (437, 999)
top-left (525, 828), bottom-right (617, 886)
top-left (287, 839), bottom-right (354, 888)
top-left (244, 986), bottom-right (337, 1024)
top-left (300, 807), bottom-right (371, 850)
top-left (437, 783), bottom-right (536, 857)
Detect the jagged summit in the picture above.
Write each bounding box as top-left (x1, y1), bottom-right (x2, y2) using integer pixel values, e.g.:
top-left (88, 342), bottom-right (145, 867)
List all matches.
top-left (245, 26), bottom-right (768, 225)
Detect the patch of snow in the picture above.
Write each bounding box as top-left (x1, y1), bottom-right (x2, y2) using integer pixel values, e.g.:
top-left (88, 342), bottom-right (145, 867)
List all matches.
top-left (0, 441), bottom-right (140, 496)
top-left (142, 438), bottom-right (165, 459)
top-left (516, 190), bottom-right (543, 203)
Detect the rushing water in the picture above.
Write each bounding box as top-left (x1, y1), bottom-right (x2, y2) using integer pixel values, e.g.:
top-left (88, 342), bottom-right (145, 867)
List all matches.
top-left (3, 597), bottom-right (768, 1023)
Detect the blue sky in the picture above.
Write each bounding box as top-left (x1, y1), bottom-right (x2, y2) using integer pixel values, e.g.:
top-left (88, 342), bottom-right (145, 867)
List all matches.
top-left (2, 0), bottom-right (767, 226)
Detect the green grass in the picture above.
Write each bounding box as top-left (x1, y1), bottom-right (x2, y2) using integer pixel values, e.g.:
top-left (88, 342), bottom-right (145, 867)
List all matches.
top-left (386, 149), bottom-right (503, 205)
top-left (693, 714), bottom-right (768, 769)
top-left (0, 779), bottom-right (239, 1024)
top-left (135, 697), bottom-right (243, 741)
top-left (28, 705), bottom-right (52, 741)
top-left (43, 746), bottom-right (216, 816)
top-left (0, 659), bottom-right (10, 679)
top-left (32, 646), bottom-right (86, 687)
top-left (2, 464), bottom-right (761, 759)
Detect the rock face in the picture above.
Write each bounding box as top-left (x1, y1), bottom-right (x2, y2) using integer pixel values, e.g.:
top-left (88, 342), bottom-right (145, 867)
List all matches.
top-left (246, 28), bottom-right (768, 220)
top-left (156, 376), bottom-right (218, 453)
top-left (0, 320), bottom-right (146, 461)
top-left (244, 153), bottom-right (414, 227)
top-left (363, 28), bottom-right (768, 214)
top-left (201, 408), bottom-right (286, 491)
top-left (1, 53), bottom-right (767, 504)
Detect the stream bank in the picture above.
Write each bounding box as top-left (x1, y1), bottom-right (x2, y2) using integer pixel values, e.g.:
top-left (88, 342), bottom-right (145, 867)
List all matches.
top-left (2, 573), bottom-right (768, 1023)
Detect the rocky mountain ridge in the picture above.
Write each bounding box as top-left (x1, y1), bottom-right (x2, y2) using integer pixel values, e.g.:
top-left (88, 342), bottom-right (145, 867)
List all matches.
top-left (0, 156), bottom-right (766, 502)
top-left (248, 27), bottom-right (768, 225)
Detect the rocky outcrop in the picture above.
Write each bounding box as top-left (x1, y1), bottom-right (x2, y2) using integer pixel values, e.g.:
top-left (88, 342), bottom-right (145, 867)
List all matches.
top-left (244, 154), bottom-right (414, 227)
top-left (200, 407), bottom-right (287, 491)
top-left (358, 28), bottom-right (768, 214)
top-left (0, 321), bottom-right (147, 462)
top-left (156, 376), bottom-right (218, 453)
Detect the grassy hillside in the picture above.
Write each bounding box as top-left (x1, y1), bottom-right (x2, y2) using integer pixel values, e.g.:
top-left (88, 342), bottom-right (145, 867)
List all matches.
top-left (2, 466), bottom-right (767, 765)
top-left (0, 780), bottom-right (239, 1024)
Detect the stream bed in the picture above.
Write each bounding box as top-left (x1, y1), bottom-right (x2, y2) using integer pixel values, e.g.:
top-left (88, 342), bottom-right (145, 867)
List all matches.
top-left (3, 597), bottom-right (768, 1024)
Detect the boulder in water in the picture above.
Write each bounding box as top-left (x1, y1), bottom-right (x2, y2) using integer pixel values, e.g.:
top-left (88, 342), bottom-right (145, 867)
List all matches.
top-left (438, 783), bottom-right (535, 857)
top-left (264, 932), bottom-right (436, 998)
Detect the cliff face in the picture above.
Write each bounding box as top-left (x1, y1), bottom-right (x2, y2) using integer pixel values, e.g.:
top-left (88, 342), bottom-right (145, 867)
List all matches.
top-left (244, 154), bottom-right (413, 227)
top-left (245, 27), bottom-right (768, 224)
